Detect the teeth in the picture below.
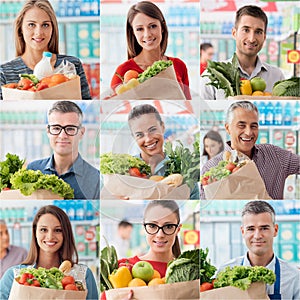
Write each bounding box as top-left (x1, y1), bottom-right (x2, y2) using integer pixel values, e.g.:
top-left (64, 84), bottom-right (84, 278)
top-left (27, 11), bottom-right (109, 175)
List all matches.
top-left (45, 242), bottom-right (56, 246)
top-left (145, 142), bottom-right (156, 149)
top-left (241, 137), bottom-right (252, 141)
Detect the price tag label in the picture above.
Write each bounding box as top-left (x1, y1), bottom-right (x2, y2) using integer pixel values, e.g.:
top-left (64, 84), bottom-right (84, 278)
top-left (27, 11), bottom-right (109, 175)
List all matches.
top-left (183, 230), bottom-right (200, 245)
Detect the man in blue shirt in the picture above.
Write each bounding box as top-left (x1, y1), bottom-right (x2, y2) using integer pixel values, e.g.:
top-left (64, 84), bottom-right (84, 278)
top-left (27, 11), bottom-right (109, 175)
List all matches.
top-left (217, 201), bottom-right (300, 299)
top-left (27, 101), bottom-right (99, 199)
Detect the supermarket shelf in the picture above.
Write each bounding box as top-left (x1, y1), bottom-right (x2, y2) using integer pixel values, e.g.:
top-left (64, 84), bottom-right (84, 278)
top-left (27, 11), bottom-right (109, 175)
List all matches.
top-left (201, 214), bottom-right (300, 223)
top-left (0, 16), bottom-right (99, 25)
top-left (0, 124), bottom-right (99, 129)
top-left (274, 30), bottom-right (299, 42)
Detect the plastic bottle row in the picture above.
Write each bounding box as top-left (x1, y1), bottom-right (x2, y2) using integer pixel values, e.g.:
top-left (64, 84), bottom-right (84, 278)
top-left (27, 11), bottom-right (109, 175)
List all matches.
top-left (255, 101), bottom-right (300, 126)
top-left (0, 0), bottom-right (100, 20)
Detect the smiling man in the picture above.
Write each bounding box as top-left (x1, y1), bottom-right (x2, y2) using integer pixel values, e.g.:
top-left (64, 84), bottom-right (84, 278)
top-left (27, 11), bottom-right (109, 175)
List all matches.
top-left (200, 5), bottom-right (285, 99)
top-left (216, 201), bottom-right (300, 299)
top-left (200, 101), bottom-right (300, 199)
top-left (27, 101), bottom-right (100, 199)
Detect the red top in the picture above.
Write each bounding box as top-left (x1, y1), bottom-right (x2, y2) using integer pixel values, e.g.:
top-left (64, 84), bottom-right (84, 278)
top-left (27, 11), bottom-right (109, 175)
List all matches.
top-left (118, 256), bottom-right (168, 278)
top-left (110, 57), bottom-right (191, 100)
top-left (200, 62), bottom-right (207, 75)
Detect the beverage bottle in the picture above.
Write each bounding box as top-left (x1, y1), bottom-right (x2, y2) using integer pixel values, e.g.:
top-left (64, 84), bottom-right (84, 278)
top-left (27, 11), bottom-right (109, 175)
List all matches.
top-left (274, 102), bottom-right (282, 126)
top-left (258, 101), bottom-right (266, 125)
top-left (33, 51), bottom-right (53, 80)
top-left (293, 101), bottom-right (300, 125)
top-left (283, 102), bottom-right (292, 126)
top-left (265, 102), bottom-right (274, 125)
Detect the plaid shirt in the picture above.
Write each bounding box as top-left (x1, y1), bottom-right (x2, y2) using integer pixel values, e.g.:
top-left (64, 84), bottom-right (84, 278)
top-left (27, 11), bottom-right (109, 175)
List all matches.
top-left (201, 142), bottom-right (300, 199)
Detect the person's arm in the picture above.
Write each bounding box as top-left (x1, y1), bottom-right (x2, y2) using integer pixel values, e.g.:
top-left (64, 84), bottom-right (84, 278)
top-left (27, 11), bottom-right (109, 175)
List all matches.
top-left (74, 59), bottom-right (92, 100)
top-left (0, 267), bottom-right (15, 299)
top-left (276, 146), bottom-right (300, 175)
top-left (199, 73), bottom-right (216, 100)
top-left (85, 267), bottom-right (99, 300)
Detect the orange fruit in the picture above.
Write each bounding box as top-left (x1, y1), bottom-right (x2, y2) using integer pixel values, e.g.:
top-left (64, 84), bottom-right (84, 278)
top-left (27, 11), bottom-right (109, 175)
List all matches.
top-left (151, 270), bottom-right (161, 279)
top-left (48, 74), bottom-right (69, 87)
top-left (128, 278), bottom-right (147, 287)
top-left (123, 70), bottom-right (139, 84)
top-left (148, 278), bottom-right (165, 286)
top-left (263, 91), bottom-right (272, 96)
top-left (252, 91), bottom-right (264, 96)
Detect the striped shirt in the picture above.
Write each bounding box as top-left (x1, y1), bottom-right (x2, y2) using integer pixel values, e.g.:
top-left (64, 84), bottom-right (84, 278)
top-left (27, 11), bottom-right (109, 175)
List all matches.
top-left (201, 142), bottom-right (300, 199)
top-left (0, 55), bottom-right (91, 100)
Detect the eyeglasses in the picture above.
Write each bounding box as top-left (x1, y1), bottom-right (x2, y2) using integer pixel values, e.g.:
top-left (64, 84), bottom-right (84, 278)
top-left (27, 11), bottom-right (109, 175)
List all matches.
top-left (143, 223), bottom-right (179, 235)
top-left (47, 124), bottom-right (81, 136)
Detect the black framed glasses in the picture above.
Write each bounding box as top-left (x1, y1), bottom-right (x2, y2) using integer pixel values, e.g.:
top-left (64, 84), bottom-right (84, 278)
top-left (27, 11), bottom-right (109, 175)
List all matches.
top-left (144, 223), bottom-right (179, 235)
top-left (47, 124), bottom-right (81, 136)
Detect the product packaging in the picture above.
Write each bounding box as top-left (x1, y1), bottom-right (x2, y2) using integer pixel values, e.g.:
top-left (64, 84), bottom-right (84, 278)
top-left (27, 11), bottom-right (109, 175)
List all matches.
top-left (101, 174), bottom-right (190, 200)
top-left (0, 189), bottom-right (63, 200)
top-left (2, 76), bottom-right (81, 100)
top-left (203, 161), bottom-right (271, 200)
top-left (108, 65), bottom-right (186, 100)
top-left (8, 279), bottom-right (87, 300)
top-left (200, 282), bottom-right (269, 299)
top-left (106, 279), bottom-right (199, 300)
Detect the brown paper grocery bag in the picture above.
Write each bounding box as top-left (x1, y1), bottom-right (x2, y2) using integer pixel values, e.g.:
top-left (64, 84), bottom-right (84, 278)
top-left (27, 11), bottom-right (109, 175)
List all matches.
top-left (110, 66), bottom-right (186, 100)
top-left (203, 161), bottom-right (272, 200)
top-left (2, 76), bottom-right (81, 100)
top-left (200, 282), bottom-right (270, 300)
top-left (101, 174), bottom-right (190, 200)
top-left (0, 189), bottom-right (63, 200)
top-left (8, 279), bottom-right (87, 300)
top-left (106, 279), bottom-right (200, 300)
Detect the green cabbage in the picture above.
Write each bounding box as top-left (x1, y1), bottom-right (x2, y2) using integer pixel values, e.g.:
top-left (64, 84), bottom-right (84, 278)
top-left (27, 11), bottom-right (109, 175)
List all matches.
top-left (165, 249), bottom-right (200, 283)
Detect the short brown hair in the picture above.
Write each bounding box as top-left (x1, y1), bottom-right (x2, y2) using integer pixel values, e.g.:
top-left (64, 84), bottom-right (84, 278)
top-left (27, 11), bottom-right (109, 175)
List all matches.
top-left (126, 1), bottom-right (168, 59)
top-left (128, 104), bottom-right (162, 124)
top-left (22, 205), bottom-right (78, 266)
top-left (235, 5), bottom-right (268, 32)
top-left (15, 0), bottom-right (59, 56)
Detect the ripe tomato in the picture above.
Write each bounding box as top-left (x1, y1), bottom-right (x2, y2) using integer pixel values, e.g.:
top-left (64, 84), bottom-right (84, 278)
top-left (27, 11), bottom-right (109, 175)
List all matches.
top-left (119, 261), bottom-right (134, 272)
top-left (232, 166), bottom-right (240, 173)
top-left (2, 187), bottom-right (10, 190)
top-left (128, 167), bottom-right (142, 177)
top-left (62, 276), bottom-right (75, 288)
top-left (36, 82), bottom-right (49, 91)
top-left (18, 78), bottom-right (34, 90)
top-left (64, 283), bottom-right (78, 291)
top-left (200, 282), bottom-right (214, 292)
top-left (3, 83), bottom-right (18, 89)
top-left (225, 163), bottom-right (236, 172)
top-left (32, 279), bottom-right (40, 287)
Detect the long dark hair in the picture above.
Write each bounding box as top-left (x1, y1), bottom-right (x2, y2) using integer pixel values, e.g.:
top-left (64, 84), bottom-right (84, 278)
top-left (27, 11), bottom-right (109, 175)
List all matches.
top-left (22, 205), bottom-right (78, 265)
top-left (143, 200), bottom-right (181, 258)
top-left (202, 130), bottom-right (224, 158)
top-left (126, 1), bottom-right (168, 59)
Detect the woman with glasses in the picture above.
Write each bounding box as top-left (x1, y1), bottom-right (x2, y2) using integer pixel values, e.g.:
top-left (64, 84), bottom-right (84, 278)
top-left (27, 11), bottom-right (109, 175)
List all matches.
top-left (27, 101), bottom-right (100, 199)
top-left (119, 200), bottom-right (181, 275)
top-left (101, 200), bottom-right (181, 300)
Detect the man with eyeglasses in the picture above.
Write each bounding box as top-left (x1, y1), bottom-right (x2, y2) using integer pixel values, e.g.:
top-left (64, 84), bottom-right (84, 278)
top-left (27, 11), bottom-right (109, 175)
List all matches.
top-left (27, 101), bottom-right (100, 199)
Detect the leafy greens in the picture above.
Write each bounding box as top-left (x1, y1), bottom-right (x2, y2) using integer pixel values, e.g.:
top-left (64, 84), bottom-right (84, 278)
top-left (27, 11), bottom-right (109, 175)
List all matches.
top-left (0, 153), bottom-right (25, 190)
top-left (100, 153), bottom-right (151, 175)
top-left (164, 140), bottom-right (200, 189)
top-left (200, 248), bottom-right (217, 283)
top-left (165, 249), bottom-right (200, 283)
top-left (10, 169), bottom-right (74, 199)
top-left (214, 265), bottom-right (276, 291)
